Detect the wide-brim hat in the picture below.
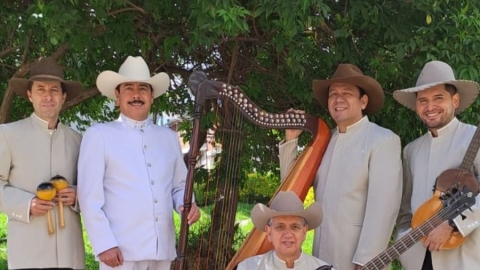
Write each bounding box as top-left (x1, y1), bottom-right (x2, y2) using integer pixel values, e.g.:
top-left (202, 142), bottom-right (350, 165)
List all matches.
top-left (393, 61), bottom-right (479, 113)
top-left (251, 191), bottom-right (322, 231)
top-left (96, 56), bottom-right (170, 100)
top-left (8, 57), bottom-right (82, 102)
top-left (312, 63), bottom-right (385, 115)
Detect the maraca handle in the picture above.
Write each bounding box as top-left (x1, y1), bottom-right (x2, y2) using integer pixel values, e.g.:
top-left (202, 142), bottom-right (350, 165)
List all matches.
top-left (47, 210), bottom-right (54, 235)
top-left (59, 202), bottom-right (65, 228)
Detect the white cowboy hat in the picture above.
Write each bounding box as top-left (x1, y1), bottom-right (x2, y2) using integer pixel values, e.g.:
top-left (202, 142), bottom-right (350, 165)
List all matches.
top-left (96, 56), bottom-right (170, 100)
top-left (251, 191), bottom-right (322, 231)
top-left (393, 60), bottom-right (479, 113)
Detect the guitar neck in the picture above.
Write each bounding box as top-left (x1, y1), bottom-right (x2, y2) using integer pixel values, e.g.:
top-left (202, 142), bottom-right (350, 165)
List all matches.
top-left (361, 211), bottom-right (444, 270)
top-left (459, 122), bottom-right (480, 172)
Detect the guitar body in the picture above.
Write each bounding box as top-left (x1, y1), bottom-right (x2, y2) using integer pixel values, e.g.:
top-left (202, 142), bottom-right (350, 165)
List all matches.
top-left (412, 168), bottom-right (478, 250)
top-left (411, 190), bottom-right (465, 249)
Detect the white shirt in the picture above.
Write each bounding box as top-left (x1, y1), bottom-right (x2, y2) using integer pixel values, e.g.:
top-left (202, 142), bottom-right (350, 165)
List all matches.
top-left (237, 250), bottom-right (334, 270)
top-left (78, 114), bottom-right (188, 261)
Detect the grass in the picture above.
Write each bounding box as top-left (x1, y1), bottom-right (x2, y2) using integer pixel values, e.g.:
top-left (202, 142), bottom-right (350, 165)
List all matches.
top-left (0, 204), bottom-right (402, 270)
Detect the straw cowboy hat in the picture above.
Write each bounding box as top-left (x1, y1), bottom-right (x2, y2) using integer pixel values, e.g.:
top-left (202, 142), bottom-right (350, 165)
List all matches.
top-left (312, 63), bottom-right (385, 115)
top-left (96, 56), bottom-right (170, 100)
top-left (393, 60), bottom-right (479, 113)
top-left (8, 57), bottom-right (83, 102)
top-left (251, 191), bottom-right (323, 231)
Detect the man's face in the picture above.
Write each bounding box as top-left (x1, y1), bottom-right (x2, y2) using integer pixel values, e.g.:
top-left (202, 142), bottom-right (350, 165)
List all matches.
top-left (115, 82), bottom-right (154, 121)
top-left (265, 216), bottom-right (308, 261)
top-left (327, 83), bottom-right (368, 131)
top-left (27, 81), bottom-right (66, 122)
top-left (415, 84), bottom-right (459, 134)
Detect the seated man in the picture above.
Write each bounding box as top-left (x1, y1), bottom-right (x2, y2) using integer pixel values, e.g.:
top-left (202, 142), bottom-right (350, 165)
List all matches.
top-left (237, 191), bottom-right (334, 270)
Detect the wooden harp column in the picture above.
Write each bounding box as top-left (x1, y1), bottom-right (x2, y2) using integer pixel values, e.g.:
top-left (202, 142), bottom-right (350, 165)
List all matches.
top-left (175, 72), bottom-right (331, 270)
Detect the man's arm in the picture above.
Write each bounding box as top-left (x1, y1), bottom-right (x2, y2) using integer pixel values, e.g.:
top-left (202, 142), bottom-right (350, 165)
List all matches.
top-left (278, 138), bottom-right (299, 182)
top-left (77, 126), bottom-right (118, 256)
top-left (0, 127), bottom-right (36, 223)
top-left (396, 146), bottom-right (414, 237)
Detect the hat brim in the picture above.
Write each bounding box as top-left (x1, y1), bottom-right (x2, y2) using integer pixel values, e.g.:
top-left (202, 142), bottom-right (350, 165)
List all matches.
top-left (312, 75), bottom-right (385, 115)
top-left (251, 201), bottom-right (322, 232)
top-left (393, 80), bottom-right (480, 113)
top-left (96, 70), bottom-right (170, 100)
top-left (8, 77), bottom-right (82, 102)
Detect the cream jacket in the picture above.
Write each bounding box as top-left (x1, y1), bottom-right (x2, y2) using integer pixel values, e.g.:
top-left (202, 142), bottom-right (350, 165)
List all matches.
top-left (0, 113), bottom-right (85, 269)
top-left (396, 118), bottom-right (480, 270)
top-left (279, 117), bottom-right (402, 270)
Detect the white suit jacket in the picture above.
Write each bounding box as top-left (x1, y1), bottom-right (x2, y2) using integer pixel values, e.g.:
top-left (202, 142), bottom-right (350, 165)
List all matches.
top-left (396, 118), bottom-right (480, 270)
top-left (280, 117), bottom-right (402, 270)
top-left (78, 114), bottom-right (188, 261)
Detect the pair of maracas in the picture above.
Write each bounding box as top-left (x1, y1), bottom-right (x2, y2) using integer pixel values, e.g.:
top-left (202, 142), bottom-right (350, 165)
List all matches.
top-left (36, 175), bottom-right (69, 234)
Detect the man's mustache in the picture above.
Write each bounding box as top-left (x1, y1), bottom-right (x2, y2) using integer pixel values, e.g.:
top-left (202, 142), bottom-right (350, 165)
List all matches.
top-left (127, 100), bottom-right (145, 105)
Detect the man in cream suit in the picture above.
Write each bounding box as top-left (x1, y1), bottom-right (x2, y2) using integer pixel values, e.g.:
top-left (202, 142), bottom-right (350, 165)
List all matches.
top-left (279, 64), bottom-right (402, 269)
top-left (77, 56), bottom-right (200, 270)
top-left (237, 191), bottom-right (334, 270)
top-left (394, 60), bottom-right (480, 270)
top-left (0, 57), bottom-right (85, 269)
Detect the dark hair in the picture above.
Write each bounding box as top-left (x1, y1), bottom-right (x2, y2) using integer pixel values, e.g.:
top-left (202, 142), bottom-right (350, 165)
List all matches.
top-left (27, 80), bottom-right (66, 93)
top-left (444, 84), bottom-right (458, 96)
top-left (115, 83), bottom-right (153, 93)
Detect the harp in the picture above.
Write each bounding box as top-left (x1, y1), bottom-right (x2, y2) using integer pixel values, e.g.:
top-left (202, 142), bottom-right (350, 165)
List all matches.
top-left (174, 71), bottom-right (331, 270)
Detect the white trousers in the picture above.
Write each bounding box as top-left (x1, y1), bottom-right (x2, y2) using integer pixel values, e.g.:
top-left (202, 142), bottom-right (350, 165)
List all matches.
top-left (100, 260), bottom-right (171, 270)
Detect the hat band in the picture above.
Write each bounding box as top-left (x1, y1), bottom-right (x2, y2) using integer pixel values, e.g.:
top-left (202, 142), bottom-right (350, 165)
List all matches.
top-left (30, 74), bottom-right (64, 81)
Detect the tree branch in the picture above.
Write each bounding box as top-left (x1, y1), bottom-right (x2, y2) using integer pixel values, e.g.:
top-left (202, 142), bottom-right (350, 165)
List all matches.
top-left (61, 86), bottom-right (100, 112)
top-left (0, 44), bottom-right (22, 58)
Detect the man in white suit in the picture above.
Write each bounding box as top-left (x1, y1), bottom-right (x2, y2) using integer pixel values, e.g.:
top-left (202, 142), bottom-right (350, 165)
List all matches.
top-left (279, 64), bottom-right (402, 269)
top-left (394, 60), bottom-right (480, 270)
top-left (0, 57), bottom-right (85, 269)
top-left (77, 56), bottom-right (200, 270)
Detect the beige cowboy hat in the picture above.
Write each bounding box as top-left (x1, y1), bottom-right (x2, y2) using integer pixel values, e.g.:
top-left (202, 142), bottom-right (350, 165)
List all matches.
top-left (251, 191), bottom-right (322, 231)
top-left (393, 60), bottom-right (480, 113)
top-left (312, 63), bottom-right (385, 115)
top-left (96, 56), bottom-right (170, 100)
top-left (8, 57), bottom-right (83, 102)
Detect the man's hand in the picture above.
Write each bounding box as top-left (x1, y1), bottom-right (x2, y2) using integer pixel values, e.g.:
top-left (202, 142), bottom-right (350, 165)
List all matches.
top-left (423, 220), bottom-right (454, 251)
top-left (285, 109), bottom-right (305, 141)
top-left (99, 247), bottom-right (124, 267)
top-left (180, 203), bottom-right (201, 225)
top-left (30, 197), bottom-right (55, 216)
top-left (354, 264), bottom-right (362, 270)
top-left (55, 187), bottom-right (76, 206)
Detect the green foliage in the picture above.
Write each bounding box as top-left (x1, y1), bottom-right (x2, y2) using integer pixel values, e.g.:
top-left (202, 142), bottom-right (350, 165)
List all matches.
top-left (239, 172), bottom-right (278, 204)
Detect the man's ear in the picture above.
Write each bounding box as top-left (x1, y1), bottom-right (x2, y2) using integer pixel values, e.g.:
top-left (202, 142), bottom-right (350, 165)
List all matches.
top-left (265, 226), bottom-right (272, 241)
top-left (452, 92), bottom-right (460, 109)
top-left (360, 94), bottom-right (369, 110)
top-left (27, 90), bottom-right (33, 103)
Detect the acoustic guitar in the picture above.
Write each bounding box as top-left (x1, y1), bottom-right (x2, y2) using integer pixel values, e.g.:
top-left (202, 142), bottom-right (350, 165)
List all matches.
top-left (313, 183), bottom-right (475, 270)
top-left (360, 183), bottom-right (475, 270)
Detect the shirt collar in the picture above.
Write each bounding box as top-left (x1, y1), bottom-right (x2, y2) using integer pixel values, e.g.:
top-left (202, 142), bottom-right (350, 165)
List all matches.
top-left (30, 113), bottom-right (58, 131)
top-left (429, 117), bottom-right (459, 137)
top-left (335, 116), bottom-right (369, 134)
top-left (118, 113), bottom-right (152, 130)
top-left (272, 250), bottom-right (304, 268)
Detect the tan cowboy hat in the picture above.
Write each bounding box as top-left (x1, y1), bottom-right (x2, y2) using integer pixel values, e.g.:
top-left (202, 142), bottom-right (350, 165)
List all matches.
top-left (8, 57), bottom-right (83, 102)
top-left (96, 56), bottom-right (170, 100)
top-left (312, 63), bottom-right (385, 115)
top-left (251, 191), bottom-right (322, 232)
top-left (393, 61), bottom-right (479, 113)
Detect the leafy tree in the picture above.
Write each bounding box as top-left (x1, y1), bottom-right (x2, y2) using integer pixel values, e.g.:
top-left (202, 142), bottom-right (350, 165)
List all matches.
top-left (1, 0), bottom-right (480, 268)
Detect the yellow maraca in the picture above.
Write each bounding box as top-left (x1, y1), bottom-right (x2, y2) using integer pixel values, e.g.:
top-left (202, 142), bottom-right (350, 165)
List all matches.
top-left (36, 182), bottom-right (56, 234)
top-left (50, 175), bottom-right (69, 229)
